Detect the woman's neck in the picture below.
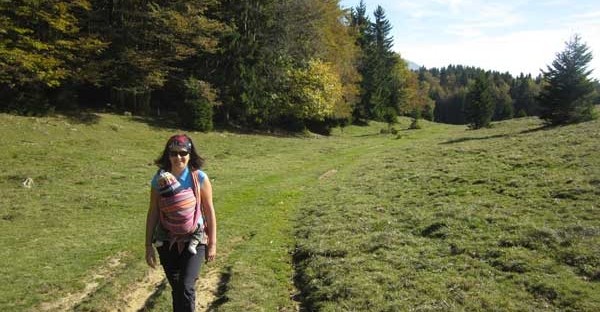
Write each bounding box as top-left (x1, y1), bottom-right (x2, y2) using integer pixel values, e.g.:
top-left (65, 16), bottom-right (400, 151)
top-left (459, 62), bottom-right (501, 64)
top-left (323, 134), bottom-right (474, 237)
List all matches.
top-left (170, 166), bottom-right (186, 177)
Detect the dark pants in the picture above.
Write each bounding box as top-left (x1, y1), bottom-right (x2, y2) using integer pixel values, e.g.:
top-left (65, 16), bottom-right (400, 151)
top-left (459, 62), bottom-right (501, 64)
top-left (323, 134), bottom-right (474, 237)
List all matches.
top-left (157, 243), bottom-right (206, 312)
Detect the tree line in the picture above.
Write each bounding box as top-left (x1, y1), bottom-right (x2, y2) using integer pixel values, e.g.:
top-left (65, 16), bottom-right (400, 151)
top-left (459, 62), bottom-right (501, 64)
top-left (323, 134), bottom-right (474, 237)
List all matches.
top-left (419, 35), bottom-right (600, 129)
top-left (1, 1), bottom-right (598, 132)
top-left (418, 65), bottom-right (543, 125)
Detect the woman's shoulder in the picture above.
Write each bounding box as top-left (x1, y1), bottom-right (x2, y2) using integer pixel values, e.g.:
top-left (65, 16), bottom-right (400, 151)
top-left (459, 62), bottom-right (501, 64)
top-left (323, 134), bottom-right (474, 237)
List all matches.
top-left (196, 169), bottom-right (207, 178)
top-left (150, 169), bottom-right (161, 187)
top-left (192, 169), bottom-right (207, 185)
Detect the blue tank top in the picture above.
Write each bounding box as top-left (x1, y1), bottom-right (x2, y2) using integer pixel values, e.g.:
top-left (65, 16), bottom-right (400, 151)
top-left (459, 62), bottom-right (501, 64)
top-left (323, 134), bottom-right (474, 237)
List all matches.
top-left (151, 167), bottom-right (206, 190)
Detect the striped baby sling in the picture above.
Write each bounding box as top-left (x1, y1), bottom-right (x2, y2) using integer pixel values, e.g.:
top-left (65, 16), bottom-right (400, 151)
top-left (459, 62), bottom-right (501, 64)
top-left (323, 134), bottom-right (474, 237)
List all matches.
top-left (158, 170), bottom-right (206, 252)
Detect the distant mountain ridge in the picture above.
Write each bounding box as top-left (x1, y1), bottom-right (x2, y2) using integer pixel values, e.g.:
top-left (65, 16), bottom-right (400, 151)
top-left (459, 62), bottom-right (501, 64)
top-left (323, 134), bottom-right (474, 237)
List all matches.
top-left (405, 60), bottom-right (421, 71)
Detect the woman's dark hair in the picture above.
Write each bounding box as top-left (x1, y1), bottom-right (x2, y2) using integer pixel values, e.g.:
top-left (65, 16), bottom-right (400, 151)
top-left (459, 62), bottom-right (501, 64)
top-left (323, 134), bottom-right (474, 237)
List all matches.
top-left (154, 134), bottom-right (205, 171)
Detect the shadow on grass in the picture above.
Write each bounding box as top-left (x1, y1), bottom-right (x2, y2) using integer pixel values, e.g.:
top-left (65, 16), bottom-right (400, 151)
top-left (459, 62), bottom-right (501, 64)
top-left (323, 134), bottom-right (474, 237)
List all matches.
top-left (440, 123), bottom-right (555, 144)
top-left (62, 110), bottom-right (182, 130)
top-left (292, 247), bottom-right (317, 312)
top-left (138, 279), bottom-right (168, 312)
top-left (63, 111), bottom-right (102, 125)
top-left (129, 114), bottom-right (180, 130)
top-left (518, 125), bottom-right (553, 134)
top-left (129, 114), bottom-right (314, 138)
top-left (214, 125), bottom-right (314, 138)
top-left (353, 133), bottom-right (382, 138)
top-left (440, 133), bottom-right (509, 144)
top-left (207, 266), bottom-right (232, 310)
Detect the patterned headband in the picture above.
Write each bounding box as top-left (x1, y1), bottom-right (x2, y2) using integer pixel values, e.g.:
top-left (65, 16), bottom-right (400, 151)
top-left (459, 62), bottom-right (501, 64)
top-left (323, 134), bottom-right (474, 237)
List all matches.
top-left (168, 134), bottom-right (192, 151)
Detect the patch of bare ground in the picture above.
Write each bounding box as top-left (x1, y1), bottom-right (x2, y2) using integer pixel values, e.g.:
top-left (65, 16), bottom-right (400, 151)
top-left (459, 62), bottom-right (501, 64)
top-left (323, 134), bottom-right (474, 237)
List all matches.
top-left (37, 253), bottom-right (223, 312)
top-left (318, 169), bottom-right (337, 180)
top-left (128, 265), bottom-right (222, 311)
top-left (114, 267), bottom-right (165, 312)
top-left (118, 261), bottom-right (224, 311)
top-left (195, 267), bottom-right (221, 311)
top-left (37, 252), bottom-right (127, 311)
top-left (39, 236), bottom-right (291, 311)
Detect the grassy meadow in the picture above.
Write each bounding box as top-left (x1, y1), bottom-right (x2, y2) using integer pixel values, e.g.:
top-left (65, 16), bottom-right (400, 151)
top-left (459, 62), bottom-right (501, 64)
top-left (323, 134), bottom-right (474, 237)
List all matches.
top-left (0, 112), bottom-right (599, 311)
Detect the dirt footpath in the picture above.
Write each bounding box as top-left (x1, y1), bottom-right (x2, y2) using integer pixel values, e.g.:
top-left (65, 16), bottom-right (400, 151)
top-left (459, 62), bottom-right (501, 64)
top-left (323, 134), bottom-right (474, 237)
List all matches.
top-left (39, 253), bottom-right (127, 311)
top-left (118, 266), bottom-right (221, 312)
top-left (37, 252), bottom-right (221, 312)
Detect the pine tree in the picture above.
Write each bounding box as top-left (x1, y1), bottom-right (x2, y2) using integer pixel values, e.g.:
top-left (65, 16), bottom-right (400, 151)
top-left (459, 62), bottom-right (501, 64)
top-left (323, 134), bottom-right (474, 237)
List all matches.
top-left (538, 35), bottom-right (596, 125)
top-left (465, 74), bottom-right (494, 129)
top-left (368, 6), bottom-right (396, 121)
top-left (350, 0), bottom-right (371, 123)
top-left (511, 74), bottom-right (540, 117)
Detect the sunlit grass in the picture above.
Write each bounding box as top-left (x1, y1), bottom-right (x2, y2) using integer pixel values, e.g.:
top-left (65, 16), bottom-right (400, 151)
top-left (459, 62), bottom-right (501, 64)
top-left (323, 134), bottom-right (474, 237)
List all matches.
top-left (1, 112), bottom-right (598, 311)
top-left (295, 116), bottom-right (600, 311)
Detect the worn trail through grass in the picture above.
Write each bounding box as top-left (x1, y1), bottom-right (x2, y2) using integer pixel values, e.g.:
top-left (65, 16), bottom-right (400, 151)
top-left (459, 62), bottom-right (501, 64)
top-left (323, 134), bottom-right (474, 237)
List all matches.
top-left (2, 113), bottom-right (599, 311)
top-left (0, 113), bottom-right (407, 311)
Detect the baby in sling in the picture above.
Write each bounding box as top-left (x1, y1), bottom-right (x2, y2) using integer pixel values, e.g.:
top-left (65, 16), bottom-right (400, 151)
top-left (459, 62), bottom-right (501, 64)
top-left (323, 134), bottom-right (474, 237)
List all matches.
top-left (153, 170), bottom-right (204, 254)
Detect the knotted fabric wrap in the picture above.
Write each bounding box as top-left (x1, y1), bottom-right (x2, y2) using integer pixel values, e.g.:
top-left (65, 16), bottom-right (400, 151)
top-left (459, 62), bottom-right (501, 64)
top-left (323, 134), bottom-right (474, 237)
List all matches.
top-left (157, 170), bottom-right (182, 197)
top-left (191, 170), bottom-right (209, 246)
top-left (158, 170), bottom-right (205, 253)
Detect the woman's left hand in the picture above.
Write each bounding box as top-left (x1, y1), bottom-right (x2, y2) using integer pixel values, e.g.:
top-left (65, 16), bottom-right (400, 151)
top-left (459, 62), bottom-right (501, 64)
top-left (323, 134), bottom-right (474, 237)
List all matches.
top-left (206, 244), bottom-right (216, 262)
top-left (146, 245), bottom-right (157, 268)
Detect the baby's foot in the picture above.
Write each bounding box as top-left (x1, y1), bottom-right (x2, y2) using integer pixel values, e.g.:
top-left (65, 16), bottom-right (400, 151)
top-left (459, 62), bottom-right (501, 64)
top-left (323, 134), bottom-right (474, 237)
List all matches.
top-left (188, 240), bottom-right (199, 254)
top-left (153, 240), bottom-right (163, 248)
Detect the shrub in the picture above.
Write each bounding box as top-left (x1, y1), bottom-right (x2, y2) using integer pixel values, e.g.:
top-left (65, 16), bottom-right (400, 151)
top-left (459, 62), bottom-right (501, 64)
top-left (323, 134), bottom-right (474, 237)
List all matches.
top-left (178, 77), bottom-right (218, 132)
top-left (409, 118), bottom-right (422, 129)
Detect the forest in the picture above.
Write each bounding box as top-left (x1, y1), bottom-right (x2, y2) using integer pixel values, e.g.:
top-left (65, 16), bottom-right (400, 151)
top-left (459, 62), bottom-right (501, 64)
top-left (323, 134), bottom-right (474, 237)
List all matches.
top-left (2, 2), bottom-right (600, 310)
top-left (1, 0), bottom-right (599, 133)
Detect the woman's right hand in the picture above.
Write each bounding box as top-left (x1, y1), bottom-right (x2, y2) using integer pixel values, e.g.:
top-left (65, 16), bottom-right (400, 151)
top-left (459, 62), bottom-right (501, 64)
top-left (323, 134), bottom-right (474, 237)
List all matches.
top-left (146, 188), bottom-right (160, 269)
top-left (146, 245), bottom-right (157, 268)
top-left (206, 243), bottom-right (217, 262)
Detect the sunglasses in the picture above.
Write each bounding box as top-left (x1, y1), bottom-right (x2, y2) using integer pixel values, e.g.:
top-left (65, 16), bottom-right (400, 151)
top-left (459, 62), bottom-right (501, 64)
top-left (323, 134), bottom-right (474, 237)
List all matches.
top-left (169, 151), bottom-right (189, 157)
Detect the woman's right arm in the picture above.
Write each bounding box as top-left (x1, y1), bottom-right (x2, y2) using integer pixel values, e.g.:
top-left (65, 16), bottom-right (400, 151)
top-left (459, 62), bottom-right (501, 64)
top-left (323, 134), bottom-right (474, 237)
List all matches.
top-left (145, 188), bottom-right (160, 268)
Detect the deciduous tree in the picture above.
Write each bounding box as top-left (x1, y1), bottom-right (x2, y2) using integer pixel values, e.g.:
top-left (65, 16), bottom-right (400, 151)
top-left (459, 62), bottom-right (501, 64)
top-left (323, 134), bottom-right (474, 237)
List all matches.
top-left (0, 0), bottom-right (105, 113)
top-left (90, 0), bottom-right (223, 114)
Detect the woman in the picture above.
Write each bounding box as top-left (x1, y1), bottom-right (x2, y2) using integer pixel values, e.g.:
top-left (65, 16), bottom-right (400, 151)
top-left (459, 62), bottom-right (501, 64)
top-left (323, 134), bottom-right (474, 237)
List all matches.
top-left (145, 134), bottom-right (217, 311)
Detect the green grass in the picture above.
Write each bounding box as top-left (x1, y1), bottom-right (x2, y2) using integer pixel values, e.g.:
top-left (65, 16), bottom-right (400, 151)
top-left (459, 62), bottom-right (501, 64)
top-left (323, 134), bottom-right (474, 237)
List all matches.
top-left (0, 113), bottom-right (599, 311)
top-left (295, 117), bottom-right (600, 311)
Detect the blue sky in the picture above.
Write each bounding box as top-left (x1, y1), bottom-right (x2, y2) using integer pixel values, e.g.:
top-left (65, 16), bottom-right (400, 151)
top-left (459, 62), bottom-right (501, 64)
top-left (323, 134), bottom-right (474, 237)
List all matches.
top-left (340, 0), bottom-right (600, 80)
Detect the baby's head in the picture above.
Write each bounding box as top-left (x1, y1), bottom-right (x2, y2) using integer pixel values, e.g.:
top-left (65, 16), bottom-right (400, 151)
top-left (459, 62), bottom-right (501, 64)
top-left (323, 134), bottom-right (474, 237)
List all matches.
top-left (157, 170), bottom-right (182, 197)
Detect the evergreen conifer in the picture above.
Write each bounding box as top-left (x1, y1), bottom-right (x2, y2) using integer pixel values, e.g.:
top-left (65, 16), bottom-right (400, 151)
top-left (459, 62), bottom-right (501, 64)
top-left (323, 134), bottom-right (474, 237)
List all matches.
top-left (465, 74), bottom-right (494, 129)
top-left (538, 35), bottom-right (596, 125)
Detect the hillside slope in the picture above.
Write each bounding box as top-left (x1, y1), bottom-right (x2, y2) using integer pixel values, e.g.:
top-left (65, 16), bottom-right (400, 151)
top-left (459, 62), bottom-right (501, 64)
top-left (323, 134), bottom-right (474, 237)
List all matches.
top-left (0, 113), bottom-right (598, 311)
top-left (295, 117), bottom-right (600, 311)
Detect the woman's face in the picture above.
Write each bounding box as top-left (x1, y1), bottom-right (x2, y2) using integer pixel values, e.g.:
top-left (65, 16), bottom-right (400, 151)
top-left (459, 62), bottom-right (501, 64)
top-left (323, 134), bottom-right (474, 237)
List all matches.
top-left (168, 147), bottom-right (190, 172)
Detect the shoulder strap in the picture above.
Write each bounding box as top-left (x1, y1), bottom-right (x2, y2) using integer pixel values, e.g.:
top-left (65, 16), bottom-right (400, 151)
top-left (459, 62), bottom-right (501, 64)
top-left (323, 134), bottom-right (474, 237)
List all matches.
top-left (191, 169), bottom-right (202, 212)
top-left (191, 170), bottom-right (208, 228)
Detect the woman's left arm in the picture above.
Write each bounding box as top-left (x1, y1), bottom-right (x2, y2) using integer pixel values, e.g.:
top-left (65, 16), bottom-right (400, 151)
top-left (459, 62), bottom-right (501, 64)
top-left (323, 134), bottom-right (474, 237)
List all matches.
top-left (201, 176), bottom-right (217, 262)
